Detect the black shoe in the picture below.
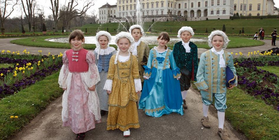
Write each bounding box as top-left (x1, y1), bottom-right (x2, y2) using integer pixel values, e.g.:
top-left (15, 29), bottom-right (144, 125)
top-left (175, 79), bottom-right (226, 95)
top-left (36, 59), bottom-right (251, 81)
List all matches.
top-left (183, 100), bottom-right (188, 109)
top-left (101, 110), bottom-right (107, 116)
top-left (76, 133), bottom-right (85, 140)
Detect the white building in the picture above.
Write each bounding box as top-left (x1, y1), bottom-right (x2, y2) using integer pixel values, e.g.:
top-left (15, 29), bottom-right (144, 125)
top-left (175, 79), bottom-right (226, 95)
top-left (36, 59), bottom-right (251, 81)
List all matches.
top-left (99, 0), bottom-right (277, 23)
top-left (233, 0), bottom-right (275, 16)
top-left (99, 3), bottom-right (117, 24)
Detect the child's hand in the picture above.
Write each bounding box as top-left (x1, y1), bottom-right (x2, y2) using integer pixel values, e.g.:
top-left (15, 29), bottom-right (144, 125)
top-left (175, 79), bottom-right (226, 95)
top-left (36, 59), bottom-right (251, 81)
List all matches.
top-left (227, 84), bottom-right (236, 90)
top-left (107, 90), bottom-right (111, 94)
top-left (202, 89), bottom-right (208, 91)
top-left (88, 85), bottom-right (96, 91)
top-left (136, 91), bottom-right (141, 94)
top-left (62, 88), bottom-right (67, 90)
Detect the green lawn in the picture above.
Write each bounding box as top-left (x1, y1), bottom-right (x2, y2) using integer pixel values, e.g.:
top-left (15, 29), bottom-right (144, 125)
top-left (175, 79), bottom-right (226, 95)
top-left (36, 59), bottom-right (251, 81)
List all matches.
top-left (10, 35), bottom-right (263, 50)
top-left (78, 18), bottom-right (279, 35)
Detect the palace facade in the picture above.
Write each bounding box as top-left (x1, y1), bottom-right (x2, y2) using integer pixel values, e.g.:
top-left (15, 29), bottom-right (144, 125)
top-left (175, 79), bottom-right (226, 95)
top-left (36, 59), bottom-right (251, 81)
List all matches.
top-left (99, 0), bottom-right (276, 23)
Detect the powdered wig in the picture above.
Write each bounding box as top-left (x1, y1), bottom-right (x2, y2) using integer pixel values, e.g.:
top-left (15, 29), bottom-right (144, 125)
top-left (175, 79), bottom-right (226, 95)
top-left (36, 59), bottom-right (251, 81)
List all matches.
top-left (129, 24), bottom-right (144, 35)
top-left (95, 31), bottom-right (112, 59)
top-left (114, 32), bottom-right (135, 64)
top-left (208, 30), bottom-right (230, 49)
top-left (68, 30), bottom-right (84, 43)
top-left (177, 26), bottom-right (194, 38)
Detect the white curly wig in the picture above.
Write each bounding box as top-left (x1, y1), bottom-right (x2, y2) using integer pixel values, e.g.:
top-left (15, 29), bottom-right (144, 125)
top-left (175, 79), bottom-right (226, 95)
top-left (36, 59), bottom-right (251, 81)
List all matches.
top-left (129, 24), bottom-right (144, 35)
top-left (208, 30), bottom-right (230, 49)
top-left (95, 31), bottom-right (112, 59)
top-left (177, 26), bottom-right (194, 38)
top-left (114, 31), bottom-right (135, 64)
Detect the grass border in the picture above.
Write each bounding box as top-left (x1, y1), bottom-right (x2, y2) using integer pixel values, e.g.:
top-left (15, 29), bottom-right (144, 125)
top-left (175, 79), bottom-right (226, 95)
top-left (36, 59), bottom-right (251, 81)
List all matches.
top-left (0, 72), bottom-right (63, 139)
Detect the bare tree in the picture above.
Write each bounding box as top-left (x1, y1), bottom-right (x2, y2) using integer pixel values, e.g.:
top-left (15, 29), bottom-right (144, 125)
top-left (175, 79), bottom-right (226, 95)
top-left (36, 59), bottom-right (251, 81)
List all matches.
top-left (21, 0), bottom-right (36, 32)
top-left (0, 0), bottom-right (19, 34)
top-left (49, 0), bottom-right (59, 32)
top-left (60, 0), bottom-right (94, 31)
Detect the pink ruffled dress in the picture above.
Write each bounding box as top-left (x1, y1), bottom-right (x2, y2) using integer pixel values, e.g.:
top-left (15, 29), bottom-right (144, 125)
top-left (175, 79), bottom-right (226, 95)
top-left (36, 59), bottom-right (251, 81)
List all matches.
top-left (58, 48), bottom-right (101, 134)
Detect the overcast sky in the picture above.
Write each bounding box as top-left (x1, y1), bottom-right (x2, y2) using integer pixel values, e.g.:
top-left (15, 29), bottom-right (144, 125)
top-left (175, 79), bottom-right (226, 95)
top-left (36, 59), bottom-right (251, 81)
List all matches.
top-left (9, 0), bottom-right (279, 18)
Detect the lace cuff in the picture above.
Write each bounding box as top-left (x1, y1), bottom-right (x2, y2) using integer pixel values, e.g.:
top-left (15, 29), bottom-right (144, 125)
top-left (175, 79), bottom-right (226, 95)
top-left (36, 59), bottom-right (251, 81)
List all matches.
top-left (103, 79), bottom-right (113, 91)
top-left (134, 79), bottom-right (142, 92)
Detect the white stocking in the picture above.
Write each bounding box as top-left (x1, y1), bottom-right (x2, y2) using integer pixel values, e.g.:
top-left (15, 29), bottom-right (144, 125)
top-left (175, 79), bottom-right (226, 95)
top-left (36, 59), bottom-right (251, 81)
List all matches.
top-left (203, 104), bottom-right (209, 117)
top-left (181, 90), bottom-right (187, 100)
top-left (218, 111), bottom-right (225, 129)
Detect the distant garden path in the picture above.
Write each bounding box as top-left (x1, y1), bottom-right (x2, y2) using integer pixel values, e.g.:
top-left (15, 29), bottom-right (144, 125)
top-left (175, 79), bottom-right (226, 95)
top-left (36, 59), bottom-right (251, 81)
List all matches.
top-left (1, 38), bottom-right (277, 57)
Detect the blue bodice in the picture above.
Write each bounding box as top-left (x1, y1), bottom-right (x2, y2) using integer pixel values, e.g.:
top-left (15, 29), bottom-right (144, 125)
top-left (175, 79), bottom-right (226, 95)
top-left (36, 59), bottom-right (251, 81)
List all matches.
top-left (97, 53), bottom-right (113, 72)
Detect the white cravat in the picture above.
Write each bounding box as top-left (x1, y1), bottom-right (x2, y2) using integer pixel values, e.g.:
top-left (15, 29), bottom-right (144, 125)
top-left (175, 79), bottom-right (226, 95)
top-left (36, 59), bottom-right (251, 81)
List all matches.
top-left (132, 40), bottom-right (141, 56)
top-left (182, 41), bottom-right (191, 53)
top-left (211, 47), bottom-right (226, 68)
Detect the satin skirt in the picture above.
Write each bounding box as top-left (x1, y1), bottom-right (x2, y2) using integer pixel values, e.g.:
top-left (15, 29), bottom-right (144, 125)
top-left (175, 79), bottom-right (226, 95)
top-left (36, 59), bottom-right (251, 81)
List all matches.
top-left (139, 67), bottom-right (184, 117)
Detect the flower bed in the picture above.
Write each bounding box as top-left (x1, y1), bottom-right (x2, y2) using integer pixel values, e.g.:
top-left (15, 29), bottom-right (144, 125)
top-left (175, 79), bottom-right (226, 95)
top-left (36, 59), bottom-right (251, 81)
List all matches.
top-left (235, 50), bottom-right (279, 111)
top-left (0, 50), bottom-right (62, 99)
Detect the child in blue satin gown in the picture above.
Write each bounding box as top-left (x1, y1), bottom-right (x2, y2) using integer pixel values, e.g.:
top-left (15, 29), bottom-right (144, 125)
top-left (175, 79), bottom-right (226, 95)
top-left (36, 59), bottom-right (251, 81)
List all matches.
top-left (139, 32), bottom-right (184, 117)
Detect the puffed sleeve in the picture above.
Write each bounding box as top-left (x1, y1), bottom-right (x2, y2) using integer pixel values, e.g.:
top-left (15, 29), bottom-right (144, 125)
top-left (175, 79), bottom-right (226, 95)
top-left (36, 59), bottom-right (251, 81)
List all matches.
top-left (227, 53), bottom-right (238, 86)
top-left (143, 49), bottom-right (153, 79)
top-left (58, 51), bottom-right (69, 89)
top-left (103, 55), bottom-right (116, 91)
top-left (169, 50), bottom-right (181, 79)
top-left (194, 52), bottom-right (209, 90)
top-left (83, 51), bottom-right (100, 87)
top-left (132, 55), bottom-right (142, 92)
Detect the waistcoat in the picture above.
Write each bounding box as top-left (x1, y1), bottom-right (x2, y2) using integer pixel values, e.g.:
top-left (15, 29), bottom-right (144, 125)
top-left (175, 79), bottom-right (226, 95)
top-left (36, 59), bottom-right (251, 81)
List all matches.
top-left (66, 49), bottom-right (89, 72)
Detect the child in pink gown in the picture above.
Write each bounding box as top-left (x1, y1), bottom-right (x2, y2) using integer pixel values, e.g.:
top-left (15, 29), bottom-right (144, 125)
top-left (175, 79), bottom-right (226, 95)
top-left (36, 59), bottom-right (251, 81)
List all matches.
top-left (58, 30), bottom-right (101, 140)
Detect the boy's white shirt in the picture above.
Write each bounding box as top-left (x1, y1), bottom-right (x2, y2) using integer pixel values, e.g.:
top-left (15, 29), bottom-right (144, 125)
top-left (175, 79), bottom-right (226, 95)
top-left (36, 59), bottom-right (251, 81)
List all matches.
top-left (131, 39), bottom-right (141, 56)
top-left (103, 53), bottom-right (142, 92)
top-left (211, 47), bottom-right (226, 68)
top-left (182, 41), bottom-right (191, 53)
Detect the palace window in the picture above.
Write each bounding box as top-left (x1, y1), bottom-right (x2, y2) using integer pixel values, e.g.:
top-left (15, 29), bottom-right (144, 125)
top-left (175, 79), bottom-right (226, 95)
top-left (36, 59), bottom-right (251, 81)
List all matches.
top-left (234, 4), bottom-right (236, 10)
top-left (161, 1), bottom-right (164, 7)
top-left (222, 10), bottom-right (226, 14)
top-left (205, 1), bottom-right (208, 7)
top-left (243, 4), bottom-right (246, 11)
top-left (211, 0), bottom-right (214, 6)
top-left (191, 2), bottom-right (193, 8)
top-left (217, 0), bottom-right (220, 6)
top-left (223, 0), bottom-right (226, 5)
top-left (240, 4), bottom-right (242, 10)
top-left (147, 3), bottom-right (149, 8)
top-left (179, 4), bottom-right (181, 9)
top-left (156, 2), bottom-right (159, 8)
top-left (185, 3), bottom-right (187, 8)
top-left (217, 10), bottom-right (220, 14)
top-left (151, 2), bottom-right (154, 8)
top-left (249, 4), bottom-right (252, 11)
top-left (257, 4), bottom-right (261, 10)
top-left (198, 2), bottom-right (200, 7)
top-left (142, 3), bottom-right (145, 8)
